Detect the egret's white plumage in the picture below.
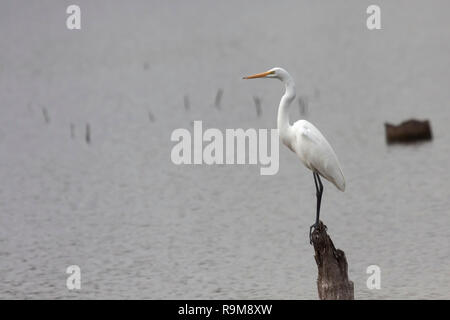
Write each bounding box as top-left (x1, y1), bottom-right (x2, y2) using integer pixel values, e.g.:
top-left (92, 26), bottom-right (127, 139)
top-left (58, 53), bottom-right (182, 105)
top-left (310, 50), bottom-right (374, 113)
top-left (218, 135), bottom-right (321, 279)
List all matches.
top-left (291, 119), bottom-right (345, 191)
top-left (243, 67), bottom-right (345, 241)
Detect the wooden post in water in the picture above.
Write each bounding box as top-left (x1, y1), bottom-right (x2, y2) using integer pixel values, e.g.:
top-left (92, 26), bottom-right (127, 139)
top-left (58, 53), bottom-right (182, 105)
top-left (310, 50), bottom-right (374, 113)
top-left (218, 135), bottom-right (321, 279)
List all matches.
top-left (70, 123), bottom-right (75, 139)
top-left (214, 88), bottom-right (223, 109)
top-left (311, 221), bottom-right (354, 300)
top-left (298, 96), bottom-right (308, 117)
top-left (85, 123), bottom-right (91, 144)
top-left (148, 110), bottom-right (155, 123)
top-left (42, 107), bottom-right (50, 124)
top-left (183, 94), bottom-right (190, 111)
top-left (252, 95), bottom-right (262, 117)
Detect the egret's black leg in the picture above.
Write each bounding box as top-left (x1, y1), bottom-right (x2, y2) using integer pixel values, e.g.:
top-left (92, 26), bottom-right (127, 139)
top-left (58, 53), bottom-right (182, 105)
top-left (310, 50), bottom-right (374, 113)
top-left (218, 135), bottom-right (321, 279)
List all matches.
top-left (310, 172), bottom-right (324, 244)
top-left (316, 173), bottom-right (323, 225)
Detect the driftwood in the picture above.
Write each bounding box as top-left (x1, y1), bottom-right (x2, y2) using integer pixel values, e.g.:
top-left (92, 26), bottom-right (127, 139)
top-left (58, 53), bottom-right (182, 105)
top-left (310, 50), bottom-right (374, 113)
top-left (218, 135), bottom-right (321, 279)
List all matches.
top-left (385, 119), bottom-right (432, 144)
top-left (311, 221), bottom-right (354, 300)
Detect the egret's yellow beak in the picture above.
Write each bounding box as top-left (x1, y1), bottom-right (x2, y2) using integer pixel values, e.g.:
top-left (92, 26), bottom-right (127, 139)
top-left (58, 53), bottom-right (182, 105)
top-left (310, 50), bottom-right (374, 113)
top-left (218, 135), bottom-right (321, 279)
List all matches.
top-left (243, 70), bottom-right (274, 79)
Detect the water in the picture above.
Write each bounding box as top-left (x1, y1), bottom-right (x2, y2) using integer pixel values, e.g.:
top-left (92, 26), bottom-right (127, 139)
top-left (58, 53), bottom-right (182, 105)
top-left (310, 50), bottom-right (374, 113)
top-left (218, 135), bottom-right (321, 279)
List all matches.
top-left (0, 0), bottom-right (449, 299)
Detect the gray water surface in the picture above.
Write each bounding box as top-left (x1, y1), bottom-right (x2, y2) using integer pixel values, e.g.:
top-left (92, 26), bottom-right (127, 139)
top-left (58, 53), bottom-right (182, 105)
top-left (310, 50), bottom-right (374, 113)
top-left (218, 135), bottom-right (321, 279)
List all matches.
top-left (0, 0), bottom-right (449, 299)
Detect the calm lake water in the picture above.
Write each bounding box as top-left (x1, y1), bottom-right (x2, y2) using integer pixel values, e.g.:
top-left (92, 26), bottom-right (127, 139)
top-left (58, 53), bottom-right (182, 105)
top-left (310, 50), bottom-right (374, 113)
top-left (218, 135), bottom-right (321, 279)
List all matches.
top-left (0, 0), bottom-right (449, 299)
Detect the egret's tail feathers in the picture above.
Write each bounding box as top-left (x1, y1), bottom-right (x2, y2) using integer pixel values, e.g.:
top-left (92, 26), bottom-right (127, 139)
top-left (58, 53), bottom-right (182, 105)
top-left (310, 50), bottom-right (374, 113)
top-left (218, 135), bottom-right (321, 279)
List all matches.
top-left (336, 178), bottom-right (345, 192)
top-left (334, 170), bottom-right (346, 192)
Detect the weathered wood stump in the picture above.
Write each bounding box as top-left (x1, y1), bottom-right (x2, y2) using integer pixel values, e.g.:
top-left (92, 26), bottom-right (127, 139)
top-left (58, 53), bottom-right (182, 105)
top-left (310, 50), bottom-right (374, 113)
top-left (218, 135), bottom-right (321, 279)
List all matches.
top-left (384, 119), bottom-right (432, 144)
top-left (311, 221), bottom-right (354, 300)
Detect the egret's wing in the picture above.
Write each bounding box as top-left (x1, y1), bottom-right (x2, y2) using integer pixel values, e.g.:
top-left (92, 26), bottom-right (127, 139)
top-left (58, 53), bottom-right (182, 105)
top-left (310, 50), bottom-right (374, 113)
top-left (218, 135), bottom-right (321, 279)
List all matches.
top-left (293, 120), bottom-right (346, 191)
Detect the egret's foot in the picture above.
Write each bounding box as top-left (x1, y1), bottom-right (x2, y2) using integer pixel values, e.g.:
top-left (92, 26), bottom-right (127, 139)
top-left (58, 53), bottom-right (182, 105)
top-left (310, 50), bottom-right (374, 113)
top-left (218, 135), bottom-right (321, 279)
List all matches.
top-left (309, 223), bottom-right (319, 245)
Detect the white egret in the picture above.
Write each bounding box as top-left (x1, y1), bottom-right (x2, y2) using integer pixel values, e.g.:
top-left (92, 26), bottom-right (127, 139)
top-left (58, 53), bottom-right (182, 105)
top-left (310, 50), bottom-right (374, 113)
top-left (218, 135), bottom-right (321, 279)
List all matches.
top-left (243, 68), bottom-right (345, 243)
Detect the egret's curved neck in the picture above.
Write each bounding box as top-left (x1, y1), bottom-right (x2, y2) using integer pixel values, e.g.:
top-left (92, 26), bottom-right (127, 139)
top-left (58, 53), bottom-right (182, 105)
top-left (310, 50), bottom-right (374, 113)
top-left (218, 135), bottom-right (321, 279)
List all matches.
top-left (277, 77), bottom-right (296, 138)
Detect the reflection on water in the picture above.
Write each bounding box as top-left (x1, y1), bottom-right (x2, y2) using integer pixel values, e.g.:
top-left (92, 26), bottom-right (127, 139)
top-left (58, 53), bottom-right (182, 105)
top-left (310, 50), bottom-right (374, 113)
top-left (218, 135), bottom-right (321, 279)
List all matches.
top-left (0, 0), bottom-right (449, 299)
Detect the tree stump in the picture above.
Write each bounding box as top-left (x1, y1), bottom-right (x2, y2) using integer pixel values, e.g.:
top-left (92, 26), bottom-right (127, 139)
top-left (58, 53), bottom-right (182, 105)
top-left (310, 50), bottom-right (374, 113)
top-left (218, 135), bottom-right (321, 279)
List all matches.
top-left (311, 221), bottom-right (354, 300)
top-left (384, 119), bottom-right (432, 144)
